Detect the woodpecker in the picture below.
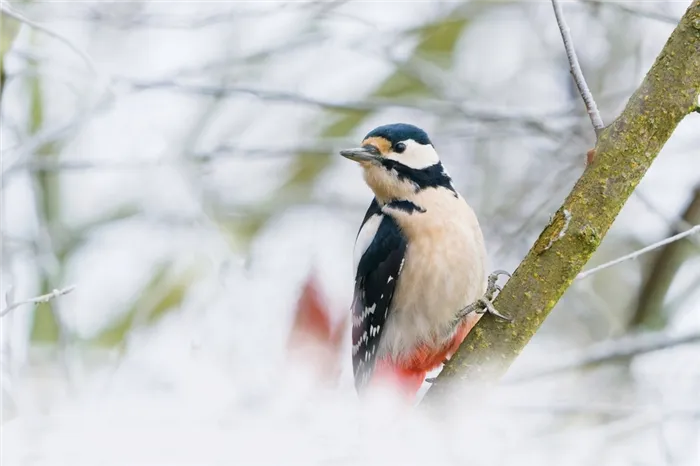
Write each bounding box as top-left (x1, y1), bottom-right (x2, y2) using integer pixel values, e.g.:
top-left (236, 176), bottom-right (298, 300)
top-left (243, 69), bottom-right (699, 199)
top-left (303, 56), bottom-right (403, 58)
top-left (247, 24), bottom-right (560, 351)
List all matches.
top-left (341, 123), bottom-right (509, 399)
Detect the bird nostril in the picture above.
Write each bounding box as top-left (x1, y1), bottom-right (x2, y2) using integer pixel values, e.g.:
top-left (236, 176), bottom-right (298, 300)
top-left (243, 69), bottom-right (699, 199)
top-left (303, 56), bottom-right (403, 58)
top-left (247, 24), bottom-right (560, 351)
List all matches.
top-left (362, 144), bottom-right (381, 156)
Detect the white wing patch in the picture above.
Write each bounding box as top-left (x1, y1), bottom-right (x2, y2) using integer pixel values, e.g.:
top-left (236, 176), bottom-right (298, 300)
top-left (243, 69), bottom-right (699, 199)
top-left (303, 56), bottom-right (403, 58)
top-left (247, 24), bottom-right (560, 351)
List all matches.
top-left (353, 213), bottom-right (383, 273)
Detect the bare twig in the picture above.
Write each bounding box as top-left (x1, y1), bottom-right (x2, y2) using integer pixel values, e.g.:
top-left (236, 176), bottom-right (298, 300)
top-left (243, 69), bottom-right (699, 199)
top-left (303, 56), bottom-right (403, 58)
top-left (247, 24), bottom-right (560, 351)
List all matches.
top-left (632, 186), bottom-right (700, 328)
top-left (121, 77), bottom-right (580, 127)
top-left (576, 224), bottom-right (700, 280)
top-left (502, 401), bottom-right (700, 418)
top-left (1, 92), bottom-right (115, 185)
top-left (1, 285), bottom-right (76, 318)
top-left (0, 3), bottom-right (98, 76)
top-left (125, 78), bottom-right (439, 111)
top-left (581, 0), bottom-right (680, 25)
top-left (372, 45), bottom-right (565, 137)
top-left (633, 190), bottom-right (700, 245)
top-left (551, 0), bottom-right (605, 135)
top-left (67, 1), bottom-right (338, 30)
top-left (509, 329), bottom-right (700, 383)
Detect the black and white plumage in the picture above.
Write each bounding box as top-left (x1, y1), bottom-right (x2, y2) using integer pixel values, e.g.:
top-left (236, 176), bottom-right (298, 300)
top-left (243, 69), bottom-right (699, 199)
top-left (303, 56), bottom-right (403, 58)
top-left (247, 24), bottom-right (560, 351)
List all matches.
top-left (351, 199), bottom-right (406, 389)
top-left (342, 123), bottom-right (489, 394)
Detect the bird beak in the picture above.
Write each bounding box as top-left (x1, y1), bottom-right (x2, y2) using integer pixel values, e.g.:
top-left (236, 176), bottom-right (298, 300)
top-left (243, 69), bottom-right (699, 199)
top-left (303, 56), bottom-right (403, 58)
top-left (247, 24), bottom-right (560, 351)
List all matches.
top-left (339, 146), bottom-right (381, 164)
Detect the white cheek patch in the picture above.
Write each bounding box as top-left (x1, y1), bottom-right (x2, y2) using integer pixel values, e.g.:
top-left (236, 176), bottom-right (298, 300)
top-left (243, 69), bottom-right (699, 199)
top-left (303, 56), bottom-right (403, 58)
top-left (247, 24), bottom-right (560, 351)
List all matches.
top-left (353, 213), bottom-right (383, 273)
top-left (386, 139), bottom-right (439, 169)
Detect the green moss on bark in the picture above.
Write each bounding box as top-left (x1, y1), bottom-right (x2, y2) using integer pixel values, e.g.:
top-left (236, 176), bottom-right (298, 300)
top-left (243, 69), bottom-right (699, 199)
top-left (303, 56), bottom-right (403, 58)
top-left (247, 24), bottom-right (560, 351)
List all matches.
top-left (425, 0), bottom-right (700, 401)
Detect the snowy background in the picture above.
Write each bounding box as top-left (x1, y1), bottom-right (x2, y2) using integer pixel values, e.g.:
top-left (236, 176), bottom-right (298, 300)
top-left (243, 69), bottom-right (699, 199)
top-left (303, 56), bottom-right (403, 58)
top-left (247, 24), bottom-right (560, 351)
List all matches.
top-left (1, 1), bottom-right (699, 465)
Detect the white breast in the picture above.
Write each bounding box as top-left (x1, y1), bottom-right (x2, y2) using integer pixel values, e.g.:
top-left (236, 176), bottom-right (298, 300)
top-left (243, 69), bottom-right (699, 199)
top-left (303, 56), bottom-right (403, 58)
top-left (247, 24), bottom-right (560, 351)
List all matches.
top-left (378, 190), bottom-right (487, 362)
top-left (353, 213), bottom-right (383, 273)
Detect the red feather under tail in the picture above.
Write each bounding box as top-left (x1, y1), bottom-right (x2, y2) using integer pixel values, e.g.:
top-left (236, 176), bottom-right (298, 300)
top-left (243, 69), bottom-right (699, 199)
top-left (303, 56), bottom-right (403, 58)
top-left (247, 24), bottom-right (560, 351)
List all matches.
top-left (371, 361), bottom-right (426, 400)
top-left (370, 314), bottom-right (482, 400)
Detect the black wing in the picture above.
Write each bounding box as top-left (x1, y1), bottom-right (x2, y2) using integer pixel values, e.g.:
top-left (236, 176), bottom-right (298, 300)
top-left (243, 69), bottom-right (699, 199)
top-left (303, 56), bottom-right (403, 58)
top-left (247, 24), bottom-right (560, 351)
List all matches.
top-left (352, 200), bottom-right (407, 392)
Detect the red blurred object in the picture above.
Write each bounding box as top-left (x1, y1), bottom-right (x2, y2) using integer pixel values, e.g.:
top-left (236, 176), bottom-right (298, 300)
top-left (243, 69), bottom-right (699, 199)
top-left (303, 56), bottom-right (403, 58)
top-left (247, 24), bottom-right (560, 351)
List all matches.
top-left (286, 272), bottom-right (346, 383)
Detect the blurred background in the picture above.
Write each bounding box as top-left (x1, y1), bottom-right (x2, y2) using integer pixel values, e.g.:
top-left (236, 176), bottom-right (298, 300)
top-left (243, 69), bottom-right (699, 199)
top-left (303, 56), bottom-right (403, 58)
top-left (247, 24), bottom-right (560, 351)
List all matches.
top-left (1, 1), bottom-right (699, 465)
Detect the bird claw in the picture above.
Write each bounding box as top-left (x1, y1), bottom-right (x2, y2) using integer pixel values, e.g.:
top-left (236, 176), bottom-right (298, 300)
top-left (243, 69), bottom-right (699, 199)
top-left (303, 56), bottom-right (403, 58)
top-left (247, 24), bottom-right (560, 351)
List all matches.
top-left (457, 270), bottom-right (512, 321)
top-left (474, 297), bottom-right (512, 322)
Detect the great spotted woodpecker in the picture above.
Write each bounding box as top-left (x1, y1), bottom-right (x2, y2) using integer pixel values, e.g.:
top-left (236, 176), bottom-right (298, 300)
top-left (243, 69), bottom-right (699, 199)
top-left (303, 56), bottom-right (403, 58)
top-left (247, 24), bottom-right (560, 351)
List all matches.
top-left (341, 123), bottom-right (509, 400)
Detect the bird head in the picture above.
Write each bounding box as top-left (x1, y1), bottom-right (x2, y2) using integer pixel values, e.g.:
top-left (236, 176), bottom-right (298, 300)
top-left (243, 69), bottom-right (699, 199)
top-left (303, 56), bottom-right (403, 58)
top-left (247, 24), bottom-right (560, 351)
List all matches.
top-left (340, 123), bottom-right (451, 203)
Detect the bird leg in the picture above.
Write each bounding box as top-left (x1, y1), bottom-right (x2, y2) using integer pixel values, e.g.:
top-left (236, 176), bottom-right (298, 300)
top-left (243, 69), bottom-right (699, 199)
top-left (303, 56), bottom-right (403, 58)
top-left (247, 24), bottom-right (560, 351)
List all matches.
top-left (427, 271), bottom-right (513, 384)
top-left (456, 270), bottom-right (512, 322)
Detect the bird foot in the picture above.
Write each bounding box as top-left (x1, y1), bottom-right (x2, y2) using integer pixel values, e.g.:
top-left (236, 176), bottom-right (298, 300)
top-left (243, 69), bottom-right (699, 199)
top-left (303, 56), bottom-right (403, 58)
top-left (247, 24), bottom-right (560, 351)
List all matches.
top-left (457, 270), bottom-right (512, 321)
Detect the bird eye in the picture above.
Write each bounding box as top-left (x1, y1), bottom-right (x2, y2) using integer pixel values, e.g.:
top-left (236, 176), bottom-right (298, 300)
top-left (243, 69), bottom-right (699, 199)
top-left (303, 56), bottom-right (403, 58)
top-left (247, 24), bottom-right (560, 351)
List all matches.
top-left (393, 142), bottom-right (406, 153)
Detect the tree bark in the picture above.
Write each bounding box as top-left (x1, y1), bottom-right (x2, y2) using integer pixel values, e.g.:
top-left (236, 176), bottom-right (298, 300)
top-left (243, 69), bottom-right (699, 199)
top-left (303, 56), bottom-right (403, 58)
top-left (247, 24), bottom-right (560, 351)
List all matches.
top-left (425, 0), bottom-right (700, 402)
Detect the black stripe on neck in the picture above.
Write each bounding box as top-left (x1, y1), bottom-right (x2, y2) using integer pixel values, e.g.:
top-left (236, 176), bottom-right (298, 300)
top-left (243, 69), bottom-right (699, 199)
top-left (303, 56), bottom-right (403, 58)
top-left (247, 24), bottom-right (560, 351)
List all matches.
top-left (386, 200), bottom-right (426, 214)
top-left (381, 160), bottom-right (457, 195)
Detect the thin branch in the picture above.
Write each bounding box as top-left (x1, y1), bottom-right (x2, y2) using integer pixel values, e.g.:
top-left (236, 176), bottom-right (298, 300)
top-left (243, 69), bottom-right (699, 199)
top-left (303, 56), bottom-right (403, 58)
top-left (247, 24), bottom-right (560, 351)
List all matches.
top-left (508, 329), bottom-right (700, 383)
top-left (372, 45), bottom-right (564, 137)
top-left (0, 3), bottom-right (98, 76)
top-left (631, 186), bottom-right (700, 328)
top-left (4, 147), bottom-right (336, 173)
top-left (502, 401), bottom-right (700, 418)
top-left (2, 129), bottom-right (531, 176)
top-left (125, 78), bottom-right (441, 111)
top-left (0, 91), bottom-right (115, 185)
top-left (65, 1), bottom-right (338, 30)
top-left (581, 0), bottom-right (681, 25)
top-left (576, 224), bottom-right (700, 280)
top-left (82, 8), bottom-right (276, 30)
top-left (551, 0), bottom-right (605, 135)
top-left (121, 77), bottom-right (580, 127)
top-left (633, 189), bottom-right (700, 246)
top-left (616, 2), bottom-right (680, 25)
top-left (1, 285), bottom-right (76, 318)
